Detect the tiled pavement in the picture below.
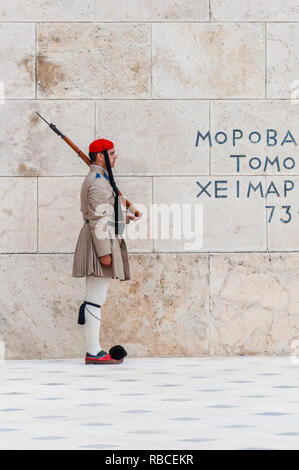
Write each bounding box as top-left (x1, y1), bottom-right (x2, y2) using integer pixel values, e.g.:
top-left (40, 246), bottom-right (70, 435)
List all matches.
top-left (0, 356), bottom-right (299, 450)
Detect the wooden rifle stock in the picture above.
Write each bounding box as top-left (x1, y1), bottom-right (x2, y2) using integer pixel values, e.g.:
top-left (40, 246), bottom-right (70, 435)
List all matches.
top-left (35, 112), bottom-right (140, 217)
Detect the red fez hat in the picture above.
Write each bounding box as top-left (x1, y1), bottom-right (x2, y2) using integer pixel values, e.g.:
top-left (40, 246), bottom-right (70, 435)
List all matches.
top-left (89, 139), bottom-right (114, 153)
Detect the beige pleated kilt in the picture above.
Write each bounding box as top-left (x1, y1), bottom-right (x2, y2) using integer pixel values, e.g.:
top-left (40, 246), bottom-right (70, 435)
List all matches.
top-left (72, 222), bottom-right (130, 281)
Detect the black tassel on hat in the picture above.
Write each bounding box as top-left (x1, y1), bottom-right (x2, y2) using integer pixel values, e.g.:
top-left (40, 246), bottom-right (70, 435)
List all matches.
top-left (103, 149), bottom-right (124, 236)
top-left (109, 345), bottom-right (127, 360)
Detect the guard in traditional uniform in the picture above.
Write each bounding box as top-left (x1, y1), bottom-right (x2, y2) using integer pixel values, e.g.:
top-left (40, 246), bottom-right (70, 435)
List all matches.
top-left (72, 139), bottom-right (141, 364)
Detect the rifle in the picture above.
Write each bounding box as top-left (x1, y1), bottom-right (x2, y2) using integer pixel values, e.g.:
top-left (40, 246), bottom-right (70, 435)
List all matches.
top-left (35, 112), bottom-right (140, 217)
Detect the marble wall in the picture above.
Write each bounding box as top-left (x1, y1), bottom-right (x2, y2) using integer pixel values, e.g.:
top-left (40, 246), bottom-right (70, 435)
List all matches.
top-left (0, 0), bottom-right (298, 358)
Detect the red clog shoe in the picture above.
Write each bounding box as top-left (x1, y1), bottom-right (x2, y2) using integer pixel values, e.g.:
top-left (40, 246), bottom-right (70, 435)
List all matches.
top-left (85, 345), bottom-right (127, 365)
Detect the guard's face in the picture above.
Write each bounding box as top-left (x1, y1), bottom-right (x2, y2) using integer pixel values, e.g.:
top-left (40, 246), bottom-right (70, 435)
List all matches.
top-left (108, 148), bottom-right (118, 168)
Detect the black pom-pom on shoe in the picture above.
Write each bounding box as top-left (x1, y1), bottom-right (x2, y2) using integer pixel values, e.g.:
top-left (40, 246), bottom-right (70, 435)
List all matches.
top-left (109, 345), bottom-right (127, 360)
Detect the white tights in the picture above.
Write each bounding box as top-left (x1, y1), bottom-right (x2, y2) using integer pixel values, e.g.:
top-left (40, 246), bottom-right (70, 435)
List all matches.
top-left (84, 276), bottom-right (111, 355)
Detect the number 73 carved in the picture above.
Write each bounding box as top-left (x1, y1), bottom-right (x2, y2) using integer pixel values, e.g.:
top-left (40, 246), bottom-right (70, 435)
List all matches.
top-left (265, 205), bottom-right (291, 223)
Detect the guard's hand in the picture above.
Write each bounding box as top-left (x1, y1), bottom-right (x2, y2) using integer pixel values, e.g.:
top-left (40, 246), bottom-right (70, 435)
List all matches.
top-left (128, 211), bottom-right (143, 221)
top-left (99, 254), bottom-right (112, 267)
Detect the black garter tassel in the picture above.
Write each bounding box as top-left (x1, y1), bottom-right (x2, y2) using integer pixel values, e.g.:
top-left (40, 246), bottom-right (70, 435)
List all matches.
top-left (77, 301), bottom-right (101, 325)
top-left (78, 302), bottom-right (86, 325)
